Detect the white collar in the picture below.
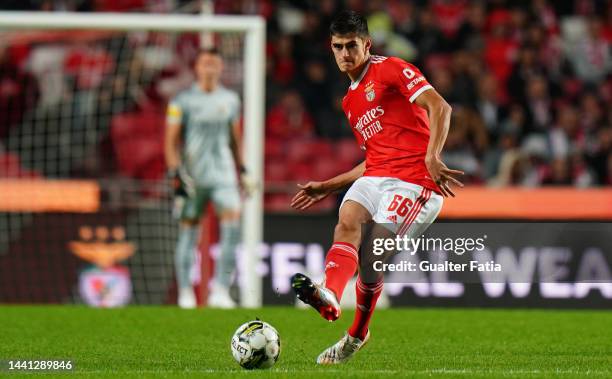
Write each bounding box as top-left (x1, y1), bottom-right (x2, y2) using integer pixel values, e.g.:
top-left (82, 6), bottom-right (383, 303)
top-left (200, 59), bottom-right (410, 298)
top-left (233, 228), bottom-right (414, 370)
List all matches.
top-left (349, 58), bottom-right (371, 91)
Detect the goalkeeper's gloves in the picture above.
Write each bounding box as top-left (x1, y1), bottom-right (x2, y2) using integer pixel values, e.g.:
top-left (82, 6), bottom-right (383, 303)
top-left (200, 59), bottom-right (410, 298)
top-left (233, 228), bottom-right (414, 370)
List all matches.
top-left (168, 167), bottom-right (195, 198)
top-left (239, 165), bottom-right (256, 197)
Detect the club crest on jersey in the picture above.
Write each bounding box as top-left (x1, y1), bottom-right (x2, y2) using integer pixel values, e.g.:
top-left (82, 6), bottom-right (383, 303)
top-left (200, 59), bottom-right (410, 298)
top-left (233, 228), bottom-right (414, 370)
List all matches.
top-left (366, 90), bottom-right (376, 102)
top-left (364, 81), bottom-right (376, 102)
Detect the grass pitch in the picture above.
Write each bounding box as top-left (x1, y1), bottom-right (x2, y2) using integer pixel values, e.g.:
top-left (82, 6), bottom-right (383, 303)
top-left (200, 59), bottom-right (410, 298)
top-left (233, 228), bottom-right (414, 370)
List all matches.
top-left (0, 306), bottom-right (610, 378)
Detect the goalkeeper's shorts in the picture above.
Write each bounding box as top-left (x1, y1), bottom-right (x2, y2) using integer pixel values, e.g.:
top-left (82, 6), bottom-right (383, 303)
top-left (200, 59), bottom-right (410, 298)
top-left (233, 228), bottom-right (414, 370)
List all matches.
top-left (174, 185), bottom-right (241, 221)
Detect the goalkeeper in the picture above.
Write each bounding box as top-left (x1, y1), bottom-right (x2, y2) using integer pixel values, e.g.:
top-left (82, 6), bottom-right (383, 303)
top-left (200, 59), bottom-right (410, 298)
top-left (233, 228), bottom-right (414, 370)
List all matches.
top-left (165, 48), bottom-right (251, 309)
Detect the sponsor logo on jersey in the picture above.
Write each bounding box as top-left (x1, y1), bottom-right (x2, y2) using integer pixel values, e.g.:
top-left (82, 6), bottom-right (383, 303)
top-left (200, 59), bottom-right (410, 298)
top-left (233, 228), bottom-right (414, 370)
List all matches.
top-left (354, 106), bottom-right (385, 142)
top-left (407, 76), bottom-right (425, 90)
top-left (355, 106), bottom-right (384, 132)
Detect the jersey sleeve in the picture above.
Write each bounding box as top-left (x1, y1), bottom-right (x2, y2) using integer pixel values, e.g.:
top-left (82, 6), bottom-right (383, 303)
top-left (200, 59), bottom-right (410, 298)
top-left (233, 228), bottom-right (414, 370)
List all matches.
top-left (382, 57), bottom-right (433, 103)
top-left (230, 93), bottom-right (241, 124)
top-left (166, 96), bottom-right (184, 126)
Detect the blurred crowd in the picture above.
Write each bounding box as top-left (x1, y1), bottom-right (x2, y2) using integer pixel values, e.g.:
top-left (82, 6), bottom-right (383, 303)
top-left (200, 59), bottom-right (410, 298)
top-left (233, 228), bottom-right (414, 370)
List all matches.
top-left (1, 0), bottom-right (612, 190)
top-left (255, 0), bottom-right (612, 187)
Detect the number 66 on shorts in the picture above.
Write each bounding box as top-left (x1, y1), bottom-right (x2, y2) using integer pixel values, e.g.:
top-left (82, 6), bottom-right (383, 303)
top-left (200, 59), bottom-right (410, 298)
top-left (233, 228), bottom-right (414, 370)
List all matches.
top-left (340, 176), bottom-right (443, 238)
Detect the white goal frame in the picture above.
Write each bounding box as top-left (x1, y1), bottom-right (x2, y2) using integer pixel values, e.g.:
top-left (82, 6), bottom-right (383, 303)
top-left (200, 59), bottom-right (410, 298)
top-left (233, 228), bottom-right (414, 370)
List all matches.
top-left (0, 12), bottom-right (266, 308)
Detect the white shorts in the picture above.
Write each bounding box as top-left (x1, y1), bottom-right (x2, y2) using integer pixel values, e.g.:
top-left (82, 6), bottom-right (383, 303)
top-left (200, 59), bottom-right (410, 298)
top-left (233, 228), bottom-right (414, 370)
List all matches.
top-left (340, 176), bottom-right (443, 237)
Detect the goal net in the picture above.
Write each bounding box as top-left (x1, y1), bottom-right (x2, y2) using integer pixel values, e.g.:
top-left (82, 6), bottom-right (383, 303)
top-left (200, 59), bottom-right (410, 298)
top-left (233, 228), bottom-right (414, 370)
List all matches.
top-left (0, 12), bottom-right (265, 307)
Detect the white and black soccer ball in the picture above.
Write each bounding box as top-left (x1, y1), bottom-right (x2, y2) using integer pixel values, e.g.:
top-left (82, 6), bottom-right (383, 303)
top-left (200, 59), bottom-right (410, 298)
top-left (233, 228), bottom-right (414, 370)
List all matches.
top-left (231, 320), bottom-right (280, 369)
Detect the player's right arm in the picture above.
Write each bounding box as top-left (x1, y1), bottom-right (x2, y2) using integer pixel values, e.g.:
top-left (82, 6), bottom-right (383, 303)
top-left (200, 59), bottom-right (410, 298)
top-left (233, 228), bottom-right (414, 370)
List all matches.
top-left (165, 102), bottom-right (183, 172)
top-left (165, 101), bottom-right (192, 197)
top-left (291, 160), bottom-right (365, 210)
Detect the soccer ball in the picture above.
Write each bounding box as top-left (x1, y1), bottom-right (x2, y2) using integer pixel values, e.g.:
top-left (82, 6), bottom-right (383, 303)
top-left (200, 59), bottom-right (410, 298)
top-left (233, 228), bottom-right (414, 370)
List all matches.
top-left (230, 320), bottom-right (280, 369)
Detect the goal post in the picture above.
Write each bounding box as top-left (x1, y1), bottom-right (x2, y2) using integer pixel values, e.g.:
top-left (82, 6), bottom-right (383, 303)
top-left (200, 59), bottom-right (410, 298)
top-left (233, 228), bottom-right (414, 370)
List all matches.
top-left (0, 11), bottom-right (266, 308)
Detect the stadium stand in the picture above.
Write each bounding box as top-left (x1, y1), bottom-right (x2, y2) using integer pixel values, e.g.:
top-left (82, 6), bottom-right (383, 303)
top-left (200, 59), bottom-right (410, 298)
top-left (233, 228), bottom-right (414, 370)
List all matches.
top-left (0, 0), bottom-right (611, 212)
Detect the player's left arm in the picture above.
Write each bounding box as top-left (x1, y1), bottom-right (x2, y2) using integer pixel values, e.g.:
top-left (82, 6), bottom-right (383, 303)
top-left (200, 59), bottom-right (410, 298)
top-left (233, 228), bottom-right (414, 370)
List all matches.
top-left (415, 90), bottom-right (464, 197)
top-left (229, 118), bottom-right (244, 172)
top-left (383, 57), bottom-right (463, 196)
top-left (290, 160), bottom-right (366, 210)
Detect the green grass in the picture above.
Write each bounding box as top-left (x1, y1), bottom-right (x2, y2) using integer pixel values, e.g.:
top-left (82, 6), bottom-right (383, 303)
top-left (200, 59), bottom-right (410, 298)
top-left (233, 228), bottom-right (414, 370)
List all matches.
top-left (0, 306), bottom-right (611, 378)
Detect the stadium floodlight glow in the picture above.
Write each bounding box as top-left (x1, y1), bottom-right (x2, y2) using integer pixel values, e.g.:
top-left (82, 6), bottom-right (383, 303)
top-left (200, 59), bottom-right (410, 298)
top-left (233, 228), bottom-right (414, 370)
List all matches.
top-left (0, 11), bottom-right (266, 308)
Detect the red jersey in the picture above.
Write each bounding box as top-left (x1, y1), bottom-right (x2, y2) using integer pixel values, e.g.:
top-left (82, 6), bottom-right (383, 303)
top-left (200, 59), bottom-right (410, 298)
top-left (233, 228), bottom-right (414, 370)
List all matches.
top-left (342, 55), bottom-right (438, 191)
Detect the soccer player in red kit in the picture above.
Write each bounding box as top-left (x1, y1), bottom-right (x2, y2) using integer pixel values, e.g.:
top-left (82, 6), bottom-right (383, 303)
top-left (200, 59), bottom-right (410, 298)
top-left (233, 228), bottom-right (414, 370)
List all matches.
top-left (290, 11), bottom-right (464, 364)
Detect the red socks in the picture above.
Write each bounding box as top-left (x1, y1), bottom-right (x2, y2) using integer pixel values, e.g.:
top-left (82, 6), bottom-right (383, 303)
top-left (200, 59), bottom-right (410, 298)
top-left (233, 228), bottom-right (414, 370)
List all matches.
top-left (348, 276), bottom-right (383, 340)
top-left (323, 242), bottom-right (358, 300)
top-left (324, 241), bottom-right (382, 341)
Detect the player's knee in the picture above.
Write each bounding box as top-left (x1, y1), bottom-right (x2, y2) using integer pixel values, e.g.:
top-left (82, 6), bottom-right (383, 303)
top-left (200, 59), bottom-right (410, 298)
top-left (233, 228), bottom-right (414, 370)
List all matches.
top-left (219, 209), bottom-right (240, 223)
top-left (181, 219), bottom-right (199, 227)
top-left (334, 219), bottom-right (360, 239)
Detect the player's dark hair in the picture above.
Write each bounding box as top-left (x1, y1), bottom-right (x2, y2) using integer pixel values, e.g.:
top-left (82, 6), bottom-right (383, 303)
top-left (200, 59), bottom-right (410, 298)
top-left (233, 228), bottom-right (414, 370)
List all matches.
top-left (330, 10), bottom-right (369, 37)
